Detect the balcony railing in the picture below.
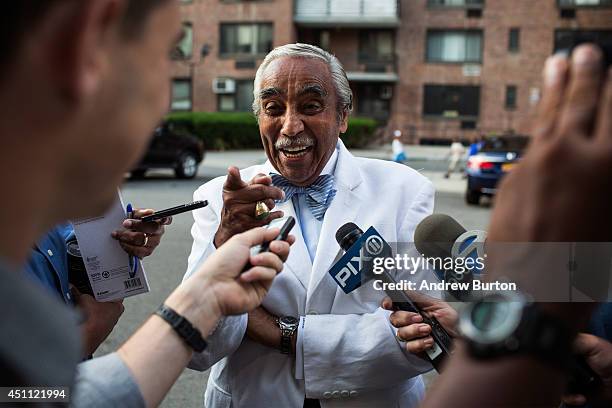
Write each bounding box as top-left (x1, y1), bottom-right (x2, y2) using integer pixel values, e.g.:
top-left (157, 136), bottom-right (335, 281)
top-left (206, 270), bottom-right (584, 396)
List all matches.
top-left (558, 0), bottom-right (612, 6)
top-left (428, 0), bottom-right (484, 7)
top-left (294, 0), bottom-right (400, 27)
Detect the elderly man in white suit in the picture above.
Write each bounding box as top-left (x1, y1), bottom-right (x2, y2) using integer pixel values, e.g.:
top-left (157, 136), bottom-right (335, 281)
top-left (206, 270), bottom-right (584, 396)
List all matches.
top-left (184, 43), bottom-right (436, 408)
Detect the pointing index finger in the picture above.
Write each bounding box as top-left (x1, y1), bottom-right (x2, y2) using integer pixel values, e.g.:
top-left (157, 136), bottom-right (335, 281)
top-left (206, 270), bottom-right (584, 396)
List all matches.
top-left (223, 166), bottom-right (247, 191)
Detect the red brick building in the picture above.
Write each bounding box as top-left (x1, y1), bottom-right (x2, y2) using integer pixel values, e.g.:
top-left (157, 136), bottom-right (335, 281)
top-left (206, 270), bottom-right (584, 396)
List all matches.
top-left (171, 0), bottom-right (612, 143)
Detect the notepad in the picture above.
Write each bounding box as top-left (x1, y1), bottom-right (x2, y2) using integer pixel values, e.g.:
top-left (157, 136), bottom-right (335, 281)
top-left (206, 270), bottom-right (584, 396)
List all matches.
top-left (72, 190), bottom-right (150, 301)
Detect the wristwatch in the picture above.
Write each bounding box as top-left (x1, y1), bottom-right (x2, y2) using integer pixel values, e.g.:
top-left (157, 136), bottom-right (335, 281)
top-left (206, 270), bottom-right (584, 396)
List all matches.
top-left (276, 316), bottom-right (299, 354)
top-left (459, 290), bottom-right (575, 368)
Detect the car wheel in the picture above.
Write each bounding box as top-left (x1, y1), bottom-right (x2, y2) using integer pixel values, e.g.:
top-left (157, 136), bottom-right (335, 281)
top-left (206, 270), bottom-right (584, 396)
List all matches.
top-left (175, 151), bottom-right (199, 179)
top-left (465, 189), bottom-right (481, 205)
top-left (130, 169), bottom-right (147, 179)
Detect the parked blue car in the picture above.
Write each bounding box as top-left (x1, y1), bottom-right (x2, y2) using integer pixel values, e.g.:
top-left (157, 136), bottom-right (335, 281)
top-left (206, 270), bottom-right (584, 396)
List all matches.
top-left (465, 135), bottom-right (530, 205)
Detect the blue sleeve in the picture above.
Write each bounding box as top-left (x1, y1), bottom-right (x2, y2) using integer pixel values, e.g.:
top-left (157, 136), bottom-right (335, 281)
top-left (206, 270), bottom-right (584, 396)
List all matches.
top-left (72, 353), bottom-right (145, 407)
top-left (23, 225), bottom-right (72, 303)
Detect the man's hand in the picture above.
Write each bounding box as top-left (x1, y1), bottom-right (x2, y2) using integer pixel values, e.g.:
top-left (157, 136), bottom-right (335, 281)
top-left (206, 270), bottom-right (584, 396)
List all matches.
top-left (415, 46), bottom-right (612, 408)
top-left (486, 44), bottom-right (611, 325)
top-left (382, 296), bottom-right (457, 354)
top-left (563, 334), bottom-right (612, 407)
top-left (117, 227), bottom-right (293, 408)
top-left (490, 45), bottom-right (612, 244)
top-left (165, 226), bottom-right (294, 335)
top-left (214, 167), bottom-right (285, 247)
top-left (72, 286), bottom-right (124, 356)
top-left (111, 208), bottom-right (171, 259)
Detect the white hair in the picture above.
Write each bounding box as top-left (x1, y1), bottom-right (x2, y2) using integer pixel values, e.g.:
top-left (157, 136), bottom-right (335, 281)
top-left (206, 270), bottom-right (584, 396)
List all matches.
top-left (252, 43), bottom-right (353, 121)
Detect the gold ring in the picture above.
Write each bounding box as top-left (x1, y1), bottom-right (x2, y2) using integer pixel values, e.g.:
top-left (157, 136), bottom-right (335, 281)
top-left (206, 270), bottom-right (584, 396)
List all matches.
top-left (395, 331), bottom-right (406, 343)
top-left (254, 201), bottom-right (270, 220)
top-left (143, 234), bottom-right (149, 247)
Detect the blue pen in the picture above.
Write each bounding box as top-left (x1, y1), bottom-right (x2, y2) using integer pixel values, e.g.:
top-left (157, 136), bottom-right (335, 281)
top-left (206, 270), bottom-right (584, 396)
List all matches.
top-left (126, 203), bottom-right (138, 278)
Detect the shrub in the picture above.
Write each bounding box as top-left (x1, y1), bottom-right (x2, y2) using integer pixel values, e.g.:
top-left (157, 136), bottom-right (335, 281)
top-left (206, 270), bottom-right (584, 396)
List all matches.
top-left (165, 112), bottom-right (378, 150)
top-left (166, 112), bottom-right (261, 150)
top-left (340, 117), bottom-right (378, 149)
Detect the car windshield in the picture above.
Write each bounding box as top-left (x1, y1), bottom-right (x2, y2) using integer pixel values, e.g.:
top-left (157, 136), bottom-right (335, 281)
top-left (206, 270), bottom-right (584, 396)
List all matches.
top-left (481, 137), bottom-right (530, 153)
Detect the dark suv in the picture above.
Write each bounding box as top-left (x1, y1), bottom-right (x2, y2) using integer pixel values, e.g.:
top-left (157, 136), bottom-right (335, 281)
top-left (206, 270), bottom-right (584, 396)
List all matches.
top-left (131, 121), bottom-right (205, 179)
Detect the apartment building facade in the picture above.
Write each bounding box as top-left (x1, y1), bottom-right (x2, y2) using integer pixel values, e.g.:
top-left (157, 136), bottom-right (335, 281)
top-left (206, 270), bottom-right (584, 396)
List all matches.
top-left (170, 0), bottom-right (612, 143)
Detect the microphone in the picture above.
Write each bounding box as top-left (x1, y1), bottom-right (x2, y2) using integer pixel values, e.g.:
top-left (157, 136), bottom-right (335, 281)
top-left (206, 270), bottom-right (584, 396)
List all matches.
top-left (414, 214), bottom-right (487, 301)
top-left (333, 222), bottom-right (453, 372)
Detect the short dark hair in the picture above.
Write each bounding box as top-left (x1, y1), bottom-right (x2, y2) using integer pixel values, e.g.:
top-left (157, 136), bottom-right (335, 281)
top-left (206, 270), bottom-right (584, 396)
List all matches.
top-left (0, 0), bottom-right (169, 71)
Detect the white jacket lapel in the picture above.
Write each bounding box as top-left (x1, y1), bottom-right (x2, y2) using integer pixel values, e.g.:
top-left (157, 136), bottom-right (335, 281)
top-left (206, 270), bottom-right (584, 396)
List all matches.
top-left (260, 161), bottom-right (312, 291)
top-left (306, 141), bottom-right (364, 305)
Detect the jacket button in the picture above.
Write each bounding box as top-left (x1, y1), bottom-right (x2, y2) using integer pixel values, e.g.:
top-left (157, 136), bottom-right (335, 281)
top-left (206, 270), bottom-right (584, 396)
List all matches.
top-left (322, 392), bottom-right (332, 399)
top-left (47, 249), bottom-right (53, 256)
top-left (340, 390), bottom-right (349, 398)
top-left (307, 310), bottom-right (318, 315)
top-left (349, 391), bottom-right (358, 397)
top-left (331, 391), bottom-right (340, 399)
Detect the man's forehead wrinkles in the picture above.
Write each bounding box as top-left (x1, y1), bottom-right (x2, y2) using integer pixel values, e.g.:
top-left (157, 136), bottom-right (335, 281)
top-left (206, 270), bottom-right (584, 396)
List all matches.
top-left (298, 83), bottom-right (328, 97)
top-left (259, 87), bottom-right (283, 99)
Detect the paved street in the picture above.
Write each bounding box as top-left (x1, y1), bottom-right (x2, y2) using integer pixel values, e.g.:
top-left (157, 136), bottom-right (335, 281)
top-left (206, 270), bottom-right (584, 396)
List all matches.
top-left (97, 148), bottom-right (491, 407)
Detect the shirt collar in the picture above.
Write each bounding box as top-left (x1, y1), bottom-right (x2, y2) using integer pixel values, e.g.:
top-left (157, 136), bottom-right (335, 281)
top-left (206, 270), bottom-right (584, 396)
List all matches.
top-left (320, 145), bottom-right (339, 177)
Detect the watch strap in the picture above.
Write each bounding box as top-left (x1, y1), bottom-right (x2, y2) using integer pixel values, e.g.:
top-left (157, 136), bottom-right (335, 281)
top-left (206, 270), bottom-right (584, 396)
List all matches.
top-left (467, 302), bottom-right (575, 369)
top-left (155, 304), bottom-right (207, 353)
top-left (280, 332), bottom-right (293, 354)
top-left (517, 304), bottom-right (575, 368)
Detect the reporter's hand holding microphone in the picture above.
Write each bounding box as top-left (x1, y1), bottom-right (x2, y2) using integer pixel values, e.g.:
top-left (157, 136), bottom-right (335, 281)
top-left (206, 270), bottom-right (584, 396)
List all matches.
top-left (168, 225), bottom-right (295, 321)
top-left (114, 225), bottom-right (294, 407)
top-left (382, 296), bottom-right (458, 355)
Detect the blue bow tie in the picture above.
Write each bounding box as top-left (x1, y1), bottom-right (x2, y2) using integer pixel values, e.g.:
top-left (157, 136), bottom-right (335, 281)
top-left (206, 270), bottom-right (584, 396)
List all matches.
top-left (270, 173), bottom-right (336, 221)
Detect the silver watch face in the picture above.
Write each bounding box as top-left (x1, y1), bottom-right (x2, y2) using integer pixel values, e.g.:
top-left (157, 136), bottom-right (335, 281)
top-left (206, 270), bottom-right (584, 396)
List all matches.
top-left (460, 291), bottom-right (525, 345)
top-left (279, 316), bottom-right (299, 327)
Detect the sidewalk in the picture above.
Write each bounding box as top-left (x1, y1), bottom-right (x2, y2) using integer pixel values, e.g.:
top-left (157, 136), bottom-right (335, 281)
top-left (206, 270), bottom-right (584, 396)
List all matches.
top-left (198, 145), bottom-right (465, 194)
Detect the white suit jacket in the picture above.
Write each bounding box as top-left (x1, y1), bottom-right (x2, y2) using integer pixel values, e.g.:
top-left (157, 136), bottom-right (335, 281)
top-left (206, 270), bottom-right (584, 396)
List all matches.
top-left (184, 140), bottom-right (436, 408)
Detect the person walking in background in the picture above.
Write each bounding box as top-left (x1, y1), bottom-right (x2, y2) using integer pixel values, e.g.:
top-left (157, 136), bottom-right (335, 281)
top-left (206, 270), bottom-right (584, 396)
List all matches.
top-left (468, 135), bottom-right (484, 158)
top-left (463, 135), bottom-right (484, 178)
top-left (391, 129), bottom-right (407, 163)
top-left (444, 138), bottom-right (465, 178)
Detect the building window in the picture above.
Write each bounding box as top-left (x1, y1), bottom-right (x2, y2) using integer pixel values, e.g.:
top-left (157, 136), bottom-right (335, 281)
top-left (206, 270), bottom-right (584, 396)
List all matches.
top-left (428, 0), bottom-right (485, 7)
top-left (359, 30), bottom-right (394, 62)
top-left (554, 29), bottom-right (612, 53)
top-left (218, 80), bottom-right (254, 112)
top-left (558, 0), bottom-right (612, 7)
top-left (354, 84), bottom-right (393, 120)
top-left (426, 30), bottom-right (483, 63)
top-left (171, 79), bottom-right (192, 111)
top-left (423, 85), bottom-right (480, 119)
top-left (505, 85), bottom-right (517, 110)
top-left (508, 28), bottom-right (520, 53)
top-left (220, 23), bottom-right (273, 57)
top-left (172, 22), bottom-right (193, 59)
top-left (319, 31), bottom-right (331, 51)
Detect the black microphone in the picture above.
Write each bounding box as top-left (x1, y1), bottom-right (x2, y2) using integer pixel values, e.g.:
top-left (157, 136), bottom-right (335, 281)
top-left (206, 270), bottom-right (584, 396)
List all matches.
top-left (415, 214), bottom-right (487, 301)
top-left (335, 222), bottom-right (453, 372)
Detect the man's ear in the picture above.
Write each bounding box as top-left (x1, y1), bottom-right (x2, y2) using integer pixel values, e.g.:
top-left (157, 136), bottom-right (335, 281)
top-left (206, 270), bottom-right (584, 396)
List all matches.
top-left (339, 110), bottom-right (349, 134)
top-left (46, 0), bottom-right (125, 103)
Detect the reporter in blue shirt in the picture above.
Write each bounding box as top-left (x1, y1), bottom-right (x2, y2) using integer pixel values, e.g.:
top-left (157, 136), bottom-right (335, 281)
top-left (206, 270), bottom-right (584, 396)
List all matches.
top-left (24, 209), bottom-right (170, 357)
